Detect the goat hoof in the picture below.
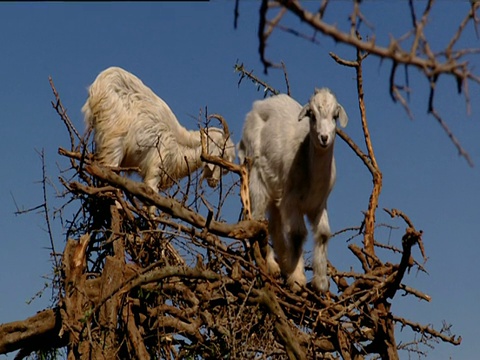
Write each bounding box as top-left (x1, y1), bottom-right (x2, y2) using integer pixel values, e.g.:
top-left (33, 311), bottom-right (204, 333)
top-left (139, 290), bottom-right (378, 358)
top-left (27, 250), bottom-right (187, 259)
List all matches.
top-left (266, 251), bottom-right (281, 277)
top-left (114, 200), bottom-right (123, 210)
top-left (147, 205), bottom-right (157, 218)
top-left (267, 260), bottom-right (281, 278)
top-left (312, 275), bottom-right (330, 293)
top-left (287, 273), bottom-right (307, 293)
top-left (289, 282), bottom-right (303, 293)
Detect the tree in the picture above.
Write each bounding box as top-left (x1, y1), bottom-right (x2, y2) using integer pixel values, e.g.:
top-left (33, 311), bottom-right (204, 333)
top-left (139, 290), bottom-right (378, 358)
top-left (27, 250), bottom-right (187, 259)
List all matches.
top-left (1, 1), bottom-right (477, 359)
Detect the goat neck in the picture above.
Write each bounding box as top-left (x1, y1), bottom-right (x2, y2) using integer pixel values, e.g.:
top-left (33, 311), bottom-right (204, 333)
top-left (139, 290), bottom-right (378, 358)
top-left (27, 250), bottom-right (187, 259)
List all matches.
top-left (308, 133), bottom-right (336, 186)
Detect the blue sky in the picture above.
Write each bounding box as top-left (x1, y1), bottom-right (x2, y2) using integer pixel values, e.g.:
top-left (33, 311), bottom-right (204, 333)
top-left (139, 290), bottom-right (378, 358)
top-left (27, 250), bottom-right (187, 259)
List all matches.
top-left (0, 2), bottom-right (478, 359)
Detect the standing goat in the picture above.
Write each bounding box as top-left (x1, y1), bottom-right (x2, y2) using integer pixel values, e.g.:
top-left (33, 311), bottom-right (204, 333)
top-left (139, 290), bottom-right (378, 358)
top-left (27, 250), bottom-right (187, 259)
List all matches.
top-left (82, 67), bottom-right (235, 206)
top-left (238, 88), bottom-right (348, 293)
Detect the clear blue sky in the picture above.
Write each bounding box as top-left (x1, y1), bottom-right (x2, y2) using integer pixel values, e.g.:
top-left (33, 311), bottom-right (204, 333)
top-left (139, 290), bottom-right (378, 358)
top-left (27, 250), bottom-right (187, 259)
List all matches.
top-left (0, 2), bottom-right (478, 359)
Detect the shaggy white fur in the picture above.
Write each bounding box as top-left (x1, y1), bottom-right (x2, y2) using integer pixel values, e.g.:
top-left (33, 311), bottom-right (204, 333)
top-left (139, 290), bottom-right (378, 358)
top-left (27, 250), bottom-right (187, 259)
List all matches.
top-left (83, 67), bottom-right (235, 204)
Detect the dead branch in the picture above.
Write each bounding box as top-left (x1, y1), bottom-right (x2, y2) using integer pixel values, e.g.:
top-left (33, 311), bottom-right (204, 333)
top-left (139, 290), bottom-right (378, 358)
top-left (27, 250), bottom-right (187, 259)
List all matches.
top-left (392, 315), bottom-right (462, 346)
top-left (84, 162), bottom-right (267, 242)
top-left (0, 309), bottom-right (65, 355)
top-left (331, 45), bottom-right (383, 266)
top-left (234, 62), bottom-right (279, 96)
top-left (266, 0), bottom-right (480, 86)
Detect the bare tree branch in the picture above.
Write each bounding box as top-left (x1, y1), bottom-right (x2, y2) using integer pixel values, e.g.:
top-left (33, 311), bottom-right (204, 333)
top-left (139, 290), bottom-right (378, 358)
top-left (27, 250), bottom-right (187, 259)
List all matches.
top-left (258, 0), bottom-right (479, 166)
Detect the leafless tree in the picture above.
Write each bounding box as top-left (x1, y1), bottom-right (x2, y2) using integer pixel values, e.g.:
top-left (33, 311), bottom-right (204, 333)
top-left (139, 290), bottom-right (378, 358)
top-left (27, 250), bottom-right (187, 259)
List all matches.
top-left (1, 1), bottom-right (477, 359)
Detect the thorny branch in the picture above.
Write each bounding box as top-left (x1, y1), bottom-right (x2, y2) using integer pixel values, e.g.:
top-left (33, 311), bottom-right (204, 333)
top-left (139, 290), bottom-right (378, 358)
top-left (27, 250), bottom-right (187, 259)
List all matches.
top-left (330, 38), bottom-right (382, 265)
top-left (234, 62), bottom-right (279, 97)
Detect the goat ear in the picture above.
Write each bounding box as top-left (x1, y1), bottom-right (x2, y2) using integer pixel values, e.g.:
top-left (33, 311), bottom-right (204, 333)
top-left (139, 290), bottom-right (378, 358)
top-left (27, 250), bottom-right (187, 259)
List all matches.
top-left (201, 163), bottom-right (215, 185)
top-left (337, 104), bottom-right (348, 128)
top-left (204, 162), bottom-right (215, 174)
top-left (298, 104), bottom-right (310, 121)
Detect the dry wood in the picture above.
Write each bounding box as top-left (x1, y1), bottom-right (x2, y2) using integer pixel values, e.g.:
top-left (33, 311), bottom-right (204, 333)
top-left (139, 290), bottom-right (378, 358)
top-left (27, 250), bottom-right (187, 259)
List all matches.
top-left (0, 5), bottom-right (469, 356)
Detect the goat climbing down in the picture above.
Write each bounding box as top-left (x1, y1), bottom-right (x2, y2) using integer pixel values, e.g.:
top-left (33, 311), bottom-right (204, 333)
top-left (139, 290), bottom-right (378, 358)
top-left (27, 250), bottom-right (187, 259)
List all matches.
top-left (82, 67), bottom-right (235, 207)
top-left (238, 89), bottom-right (348, 293)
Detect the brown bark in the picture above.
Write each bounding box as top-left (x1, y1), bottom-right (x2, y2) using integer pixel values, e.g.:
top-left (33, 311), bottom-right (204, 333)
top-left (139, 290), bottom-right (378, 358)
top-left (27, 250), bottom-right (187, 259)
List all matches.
top-left (0, 309), bottom-right (65, 355)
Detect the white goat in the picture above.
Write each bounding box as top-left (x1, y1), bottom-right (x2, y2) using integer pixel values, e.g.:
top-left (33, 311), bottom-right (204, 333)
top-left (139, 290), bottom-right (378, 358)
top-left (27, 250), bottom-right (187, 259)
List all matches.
top-left (238, 88), bottom-right (348, 293)
top-left (82, 67), bottom-right (235, 205)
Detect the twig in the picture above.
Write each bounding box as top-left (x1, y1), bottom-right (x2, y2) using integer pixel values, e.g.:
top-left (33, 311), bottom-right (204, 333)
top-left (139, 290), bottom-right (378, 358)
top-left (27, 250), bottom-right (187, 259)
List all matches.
top-left (392, 315), bottom-right (462, 346)
top-left (331, 44), bottom-right (382, 264)
top-left (234, 62), bottom-right (279, 96)
top-left (38, 149), bottom-right (60, 272)
top-left (430, 107), bottom-right (474, 167)
top-left (281, 61), bottom-right (291, 96)
top-left (384, 208), bottom-right (427, 262)
top-left (48, 76), bottom-right (82, 150)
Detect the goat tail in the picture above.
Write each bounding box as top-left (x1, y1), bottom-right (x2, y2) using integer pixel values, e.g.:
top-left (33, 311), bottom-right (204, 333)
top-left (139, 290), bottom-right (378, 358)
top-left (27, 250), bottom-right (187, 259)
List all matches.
top-left (82, 97), bottom-right (94, 129)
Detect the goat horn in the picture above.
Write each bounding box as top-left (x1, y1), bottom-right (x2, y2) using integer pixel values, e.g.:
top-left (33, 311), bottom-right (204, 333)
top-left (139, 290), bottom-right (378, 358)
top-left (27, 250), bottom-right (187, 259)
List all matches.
top-left (208, 114), bottom-right (230, 139)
